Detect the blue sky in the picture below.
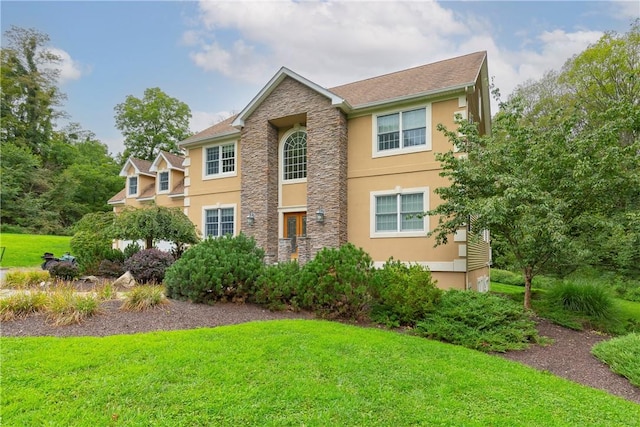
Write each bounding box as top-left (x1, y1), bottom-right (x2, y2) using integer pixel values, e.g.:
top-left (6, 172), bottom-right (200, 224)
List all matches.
top-left (2, 1), bottom-right (638, 156)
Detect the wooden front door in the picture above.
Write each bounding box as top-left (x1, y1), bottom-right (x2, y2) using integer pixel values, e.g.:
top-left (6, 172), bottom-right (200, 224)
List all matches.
top-left (284, 212), bottom-right (307, 259)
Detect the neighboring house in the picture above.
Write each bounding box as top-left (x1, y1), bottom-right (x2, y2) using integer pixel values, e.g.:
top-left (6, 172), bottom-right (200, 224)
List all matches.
top-left (108, 151), bottom-right (186, 251)
top-left (108, 51), bottom-right (492, 291)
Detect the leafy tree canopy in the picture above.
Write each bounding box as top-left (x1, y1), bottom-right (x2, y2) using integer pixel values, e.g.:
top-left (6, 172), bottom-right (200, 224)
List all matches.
top-left (114, 87), bottom-right (192, 162)
top-left (113, 205), bottom-right (200, 252)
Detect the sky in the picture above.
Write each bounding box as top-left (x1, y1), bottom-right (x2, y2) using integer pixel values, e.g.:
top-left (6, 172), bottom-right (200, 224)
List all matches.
top-left (2, 0), bottom-right (638, 157)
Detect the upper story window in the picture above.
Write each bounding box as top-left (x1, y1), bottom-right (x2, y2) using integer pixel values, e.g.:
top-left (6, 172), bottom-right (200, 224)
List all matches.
top-left (374, 106), bottom-right (431, 157)
top-left (204, 142), bottom-right (236, 178)
top-left (370, 187), bottom-right (429, 238)
top-left (283, 130), bottom-right (307, 181)
top-left (128, 176), bottom-right (138, 196)
top-left (158, 171), bottom-right (169, 192)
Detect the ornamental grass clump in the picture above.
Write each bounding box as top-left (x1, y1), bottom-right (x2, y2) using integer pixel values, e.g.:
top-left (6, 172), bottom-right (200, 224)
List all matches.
top-left (121, 285), bottom-right (168, 311)
top-left (164, 234), bottom-right (265, 303)
top-left (545, 281), bottom-right (618, 320)
top-left (0, 292), bottom-right (48, 321)
top-left (3, 270), bottom-right (50, 289)
top-left (592, 333), bottom-right (640, 387)
top-left (46, 289), bottom-right (101, 326)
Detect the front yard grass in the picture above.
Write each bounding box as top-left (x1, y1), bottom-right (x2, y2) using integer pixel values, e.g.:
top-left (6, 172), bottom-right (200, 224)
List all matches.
top-left (0, 233), bottom-right (72, 268)
top-left (2, 320), bottom-right (638, 426)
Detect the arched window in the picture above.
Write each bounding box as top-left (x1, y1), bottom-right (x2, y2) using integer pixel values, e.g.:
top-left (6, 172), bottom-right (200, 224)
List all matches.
top-left (283, 130), bottom-right (307, 181)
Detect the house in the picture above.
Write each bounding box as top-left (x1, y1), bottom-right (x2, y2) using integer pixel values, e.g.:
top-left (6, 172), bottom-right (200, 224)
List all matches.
top-left (109, 51), bottom-right (492, 291)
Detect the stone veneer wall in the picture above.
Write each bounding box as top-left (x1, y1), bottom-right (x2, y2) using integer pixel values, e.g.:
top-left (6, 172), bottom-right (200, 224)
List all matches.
top-left (240, 77), bottom-right (348, 263)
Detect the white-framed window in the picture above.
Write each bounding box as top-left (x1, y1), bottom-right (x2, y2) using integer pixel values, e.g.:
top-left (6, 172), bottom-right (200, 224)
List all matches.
top-left (203, 206), bottom-right (235, 238)
top-left (128, 176), bottom-right (138, 196)
top-left (282, 129), bottom-right (307, 182)
top-left (204, 142), bottom-right (236, 179)
top-left (370, 187), bottom-right (429, 238)
top-left (158, 171), bottom-right (169, 192)
top-left (373, 105), bottom-right (431, 157)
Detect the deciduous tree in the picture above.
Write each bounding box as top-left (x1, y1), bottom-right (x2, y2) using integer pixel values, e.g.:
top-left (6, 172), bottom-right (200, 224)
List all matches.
top-left (114, 87), bottom-right (192, 161)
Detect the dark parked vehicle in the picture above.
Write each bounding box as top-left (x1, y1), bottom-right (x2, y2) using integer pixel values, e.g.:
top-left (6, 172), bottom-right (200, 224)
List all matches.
top-left (41, 252), bottom-right (77, 270)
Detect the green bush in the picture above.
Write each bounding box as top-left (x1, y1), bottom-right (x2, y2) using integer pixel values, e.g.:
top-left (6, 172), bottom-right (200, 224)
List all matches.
top-left (123, 242), bottom-right (142, 260)
top-left (592, 333), bottom-right (640, 387)
top-left (297, 243), bottom-right (374, 319)
top-left (253, 261), bottom-right (300, 311)
top-left (544, 281), bottom-right (618, 320)
top-left (124, 249), bottom-right (174, 284)
top-left (416, 290), bottom-right (539, 352)
top-left (371, 260), bottom-right (442, 326)
top-left (70, 230), bottom-right (114, 275)
top-left (48, 261), bottom-right (80, 281)
top-left (97, 259), bottom-right (126, 278)
top-left (164, 234), bottom-right (265, 303)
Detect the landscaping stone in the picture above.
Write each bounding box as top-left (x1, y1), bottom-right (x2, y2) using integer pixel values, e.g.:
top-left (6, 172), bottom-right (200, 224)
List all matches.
top-left (112, 271), bottom-right (137, 289)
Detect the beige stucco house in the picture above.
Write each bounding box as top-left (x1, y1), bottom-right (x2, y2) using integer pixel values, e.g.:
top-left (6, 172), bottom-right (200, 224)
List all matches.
top-left (109, 51), bottom-right (492, 291)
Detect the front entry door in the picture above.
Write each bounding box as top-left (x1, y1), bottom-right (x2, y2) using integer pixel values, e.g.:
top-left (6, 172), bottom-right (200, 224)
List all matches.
top-left (284, 212), bottom-right (307, 259)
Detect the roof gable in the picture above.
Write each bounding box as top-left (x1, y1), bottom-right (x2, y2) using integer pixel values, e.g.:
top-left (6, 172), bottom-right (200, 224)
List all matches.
top-left (180, 114), bottom-right (240, 147)
top-left (119, 157), bottom-right (155, 178)
top-left (231, 67), bottom-right (349, 128)
top-left (150, 151), bottom-right (185, 172)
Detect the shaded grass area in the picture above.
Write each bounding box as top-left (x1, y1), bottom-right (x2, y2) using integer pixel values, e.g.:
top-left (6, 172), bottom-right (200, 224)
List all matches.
top-left (491, 282), bottom-right (640, 334)
top-left (0, 233), bottom-right (72, 268)
top-left (2, 320), bottom-right (639, 426)
top-left (592, 333), bottom-right (640, 388)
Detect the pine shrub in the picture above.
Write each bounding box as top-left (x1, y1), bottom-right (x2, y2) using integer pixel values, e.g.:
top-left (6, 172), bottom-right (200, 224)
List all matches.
top-left (253, 261), bottom-right (301, 311)
top-left (164, 234), bottom-right (265, 303)
top-left (124, 248), bottom-right (174, 284)
top-left (371, 260), bottom-right (442, 326)
top-left (297, 243), bottom-right (374, 319)
top-left (124, 242), bottom-right (142, 259)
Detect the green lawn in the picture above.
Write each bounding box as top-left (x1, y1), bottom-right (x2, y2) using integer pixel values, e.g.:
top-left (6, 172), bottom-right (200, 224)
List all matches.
top-left (0, 233), bottom-right (72, 268)
top-left (2, 320), bottom-right (638, 426)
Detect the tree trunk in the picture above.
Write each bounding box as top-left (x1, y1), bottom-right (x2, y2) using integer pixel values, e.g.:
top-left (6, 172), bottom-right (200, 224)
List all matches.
top-left (523, 266), bottom-right (533, 310)
top-left (145, 236), bottom-right (153, 249)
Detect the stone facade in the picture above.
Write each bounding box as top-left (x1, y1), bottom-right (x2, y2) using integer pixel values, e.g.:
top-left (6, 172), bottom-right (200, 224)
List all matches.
top-left (240, 77), bottom-right (348, 264)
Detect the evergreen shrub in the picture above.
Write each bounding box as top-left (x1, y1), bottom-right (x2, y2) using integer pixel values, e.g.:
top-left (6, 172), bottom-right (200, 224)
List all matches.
top-left (371, 260), bottom-right (442, 326)
top-left (297, 243), bottom-right (374, 319)
top-left (124, 248), bottom-right (174, 284)
top-left (124, 242), bottom-right (142, 259)
top-left (253, 261), bottom-right (300, 311)
top-left (164, 234), bottom-right (265, 303)
top-left (416, 290), bottom-right (538, 352)
top-left (98, 259), bottom-right (126, 278)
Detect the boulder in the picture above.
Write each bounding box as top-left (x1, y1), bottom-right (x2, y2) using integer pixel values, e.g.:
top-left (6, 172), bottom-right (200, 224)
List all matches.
top-left (112, 271), bottom-right (137, 289)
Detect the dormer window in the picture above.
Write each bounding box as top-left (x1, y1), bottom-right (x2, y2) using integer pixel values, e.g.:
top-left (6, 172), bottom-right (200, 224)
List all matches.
top-left (158, 171), bottom-right (169, 192)
top-left (128, 176), bottom-right (138, 196)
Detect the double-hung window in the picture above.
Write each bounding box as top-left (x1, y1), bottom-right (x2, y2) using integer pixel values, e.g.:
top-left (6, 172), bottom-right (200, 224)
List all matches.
top-left (371, 188), bottom-right (428, 237)
top-left (204, 207), bottom-right (235, 238)
top-left (128, 176), bottom-right (138, 196)
top-left (158, 171), bottom-right (169, 192)
top-left (205, 142), bottom-right (236, 178)
top-left (375, 107), bottom-right (429, 155)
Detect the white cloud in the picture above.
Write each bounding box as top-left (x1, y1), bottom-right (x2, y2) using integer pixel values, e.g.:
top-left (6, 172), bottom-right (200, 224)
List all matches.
top-left (46, 47), bottom-right (89, 84)
top-left (186, 0), bottom-right (608, 115)
top-left (190, 110), bottom-right (235, 133)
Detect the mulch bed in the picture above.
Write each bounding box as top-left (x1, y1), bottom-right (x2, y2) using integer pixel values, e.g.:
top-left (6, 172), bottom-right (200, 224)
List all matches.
top-left (1, 293), bottom-right (638, 405)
